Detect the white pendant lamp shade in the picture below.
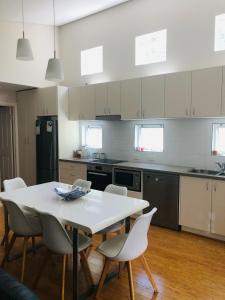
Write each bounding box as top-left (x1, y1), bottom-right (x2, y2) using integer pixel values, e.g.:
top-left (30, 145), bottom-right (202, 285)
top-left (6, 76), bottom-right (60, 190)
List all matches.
top-left (16, 0), bottom-right (33, 61)
top-left (16, 36), bottom-right (33, 61)
top-left (45, 52), bottom-right (64, 82)
top-left (45, 0), bottom-right (64, 82)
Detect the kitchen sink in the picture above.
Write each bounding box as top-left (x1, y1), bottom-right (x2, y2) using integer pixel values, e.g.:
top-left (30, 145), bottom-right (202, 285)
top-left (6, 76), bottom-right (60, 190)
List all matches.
top-left (188, 168), bottom-right (223, 176)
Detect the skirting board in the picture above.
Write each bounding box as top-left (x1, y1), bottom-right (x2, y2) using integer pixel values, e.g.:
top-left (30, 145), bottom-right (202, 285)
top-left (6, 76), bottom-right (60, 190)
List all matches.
top-left (182, 226), bottom-right (225, 242)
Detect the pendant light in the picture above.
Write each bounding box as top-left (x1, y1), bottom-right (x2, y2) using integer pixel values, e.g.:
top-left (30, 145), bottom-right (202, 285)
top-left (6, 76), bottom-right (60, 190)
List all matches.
top-left (16, 0), bottom-right (33, 61)
top-left (45, 0), bottom-right (64, 82)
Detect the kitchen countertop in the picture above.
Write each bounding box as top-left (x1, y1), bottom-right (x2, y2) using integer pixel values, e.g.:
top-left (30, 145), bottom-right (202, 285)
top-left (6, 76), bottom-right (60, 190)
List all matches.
top-left (59, 158), bottom-right (225, 180)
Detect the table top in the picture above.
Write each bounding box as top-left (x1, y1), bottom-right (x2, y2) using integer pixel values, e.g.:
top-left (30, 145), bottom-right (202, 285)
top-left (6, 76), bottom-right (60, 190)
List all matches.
top-left (0, 182), bottom-right (149, 234)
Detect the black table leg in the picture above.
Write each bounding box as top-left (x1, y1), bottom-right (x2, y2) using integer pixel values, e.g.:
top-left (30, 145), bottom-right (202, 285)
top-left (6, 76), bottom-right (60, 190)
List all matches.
top-left (73, 228), bottom-right (79, 300)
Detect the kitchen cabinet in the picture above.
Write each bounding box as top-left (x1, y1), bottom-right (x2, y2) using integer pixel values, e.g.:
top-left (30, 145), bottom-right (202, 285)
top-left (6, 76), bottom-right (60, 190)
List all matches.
top-left (36, 87), bottom-right (58, 116)
top-left (141, 75), bottom-right (165, 118)
top-left (107, 81), bottom-right (121, 115)
top-left (180, 176), bottom-right (211, 232)
top-left (80, 86), bottom-right (95, 120)
top-left (95, 83), bottom-right (107, 116)
top-left (211, 180), bottom-right (225, 236)
top-left (17, 91), bottom-right (37, 186)
top-left (68, 87), bottom-right (80, 120)
top-left (221, 66), bottom-right (225, 116)
top-left (165, 72), bottom-right (191, 118)
top-left (121, 78), bottom-right (142, 120)
top-left (191, 67), bottom-right (222, 117)
top-left (180, 176), bottom-right (225, 236)
top-left (59, 161), bottom-right (87, 184)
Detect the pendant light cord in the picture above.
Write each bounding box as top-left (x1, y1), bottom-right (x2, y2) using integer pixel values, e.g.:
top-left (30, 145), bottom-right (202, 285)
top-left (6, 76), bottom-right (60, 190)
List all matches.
top-left (53, 0), bottom-right (56, 58)
top-left (22, 0), bottom-right (25, 38)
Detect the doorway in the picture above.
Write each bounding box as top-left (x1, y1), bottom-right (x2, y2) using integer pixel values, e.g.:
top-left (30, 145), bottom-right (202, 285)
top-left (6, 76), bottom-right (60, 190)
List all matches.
top-left (0, 106), bottom-right (15, 188)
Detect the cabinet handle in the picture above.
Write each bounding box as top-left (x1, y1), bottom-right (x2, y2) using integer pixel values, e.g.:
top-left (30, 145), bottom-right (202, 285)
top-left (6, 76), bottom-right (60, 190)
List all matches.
top-left (214, 182), bottom-right (217, 192)
top-left (108, 107), bottom-right (111, 114)
top-left (142, 110), bottom-right (145, 118)
top-left (185, 108), bottom-right (188, 116)
top-left (192, 107), bottom-right (195, 116)
top-left (104, 108), bottom-right (106, 114)
top-left (206, 182), bottom-right (209, 191)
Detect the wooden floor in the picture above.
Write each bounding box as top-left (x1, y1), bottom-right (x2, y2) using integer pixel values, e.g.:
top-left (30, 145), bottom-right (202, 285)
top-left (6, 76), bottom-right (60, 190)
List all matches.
top-left (0, 208), bottom-right (224, 300)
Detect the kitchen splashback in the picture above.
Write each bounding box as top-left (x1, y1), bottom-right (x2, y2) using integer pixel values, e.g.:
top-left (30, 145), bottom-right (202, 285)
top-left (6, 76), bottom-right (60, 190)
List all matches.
top-left (79, 118), bottom-right (225, 170)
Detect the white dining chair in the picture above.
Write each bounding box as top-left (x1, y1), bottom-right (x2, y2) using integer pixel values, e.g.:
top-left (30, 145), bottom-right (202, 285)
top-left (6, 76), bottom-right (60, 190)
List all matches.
top-left (2, 177), bottom-right (38, 253)
top-left (1, 200), bottom-right (42, 283)
top-left (95, 207), bottom-right (158, 300)
top-left (72, 178), bottom-right (92, 191)
top-left (34, 212), bottom-right (94, 300)
top-left (98, 184), bottom-right (128, 241)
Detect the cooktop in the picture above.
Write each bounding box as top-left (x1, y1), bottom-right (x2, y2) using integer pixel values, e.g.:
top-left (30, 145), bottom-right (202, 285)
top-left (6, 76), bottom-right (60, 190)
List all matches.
top-left (92, 159), bottom-right (124, 164)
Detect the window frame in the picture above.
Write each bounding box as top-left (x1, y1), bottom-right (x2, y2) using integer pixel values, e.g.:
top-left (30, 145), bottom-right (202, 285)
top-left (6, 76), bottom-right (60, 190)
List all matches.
top-left (214, 14), bottom-right (225, 52)
top-left (135, 29), bottom-right (167, 66)
top-left (134, 124), bottom-right (164, 153)
top-left (212, 123), bottom-right (225, 156)
top-left (80, 46), bottom-right (103, 76)
top-left (81, 125), bottom-right (103, 149)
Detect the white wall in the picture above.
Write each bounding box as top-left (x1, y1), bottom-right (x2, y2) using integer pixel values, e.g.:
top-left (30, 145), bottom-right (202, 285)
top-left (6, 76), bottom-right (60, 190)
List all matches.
top-left (79, 118), bottom-right (225, 170)
top-left (0, 21), bottom-right (59, 88)
top-left (59, 0), bottom-right (225, 87)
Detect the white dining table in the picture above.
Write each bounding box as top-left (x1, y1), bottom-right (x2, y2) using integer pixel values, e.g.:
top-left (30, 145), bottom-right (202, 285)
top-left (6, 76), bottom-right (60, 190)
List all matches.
top-left (0, 181), bottom-right (149, 300)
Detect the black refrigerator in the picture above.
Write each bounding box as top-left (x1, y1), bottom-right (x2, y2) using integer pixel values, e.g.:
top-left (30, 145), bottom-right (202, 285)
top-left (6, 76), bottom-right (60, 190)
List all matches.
top-left (36, 116), bottom-right (58, 184)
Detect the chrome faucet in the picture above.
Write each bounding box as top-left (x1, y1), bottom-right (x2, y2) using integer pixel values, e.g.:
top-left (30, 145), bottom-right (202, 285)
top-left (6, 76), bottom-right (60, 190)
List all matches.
top-left (216, 162), bottom-right (225, 172)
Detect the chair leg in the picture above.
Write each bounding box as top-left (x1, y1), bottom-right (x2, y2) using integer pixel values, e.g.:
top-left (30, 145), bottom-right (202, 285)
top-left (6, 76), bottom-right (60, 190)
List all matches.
top-left (31, 237), bottom-right (36, 254)
top-left (80, 250), bottom-right (94, 286)
top-left (102, 233), bottom-right (107, 242)
top-left (1, 205), bottom-right (9, 251)
top-left (95, 258), bottom-right (111, 299)
top-left (21, 236), bottom-right (29, 282)
top-left (33, 250), bottom-right (50, 289)
top-left (61, 254), bottom-right (67, 300)
top-left (1, 233), bottom-right (17, 267)
top-left (85, 245), bottom-right (93, 258)
top-left (127, 261), bottom-right (135, 300)
top-left (141, 255), bottom-right (158, 293)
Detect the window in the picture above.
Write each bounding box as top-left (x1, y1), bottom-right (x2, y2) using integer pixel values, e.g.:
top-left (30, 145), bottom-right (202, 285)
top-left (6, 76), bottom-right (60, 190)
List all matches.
top-left (81, 46), bottom-right (103, 76)
top-left (135, 29), bottom-right (167, 66)
top-left (212, 123), bottom-right (225, 156)
top-left (215, 14), bottom-right (225, 51)
top-left (135, 124), bottom-right (164, 152)
top-left (82, 126), bottom-right (102, 149)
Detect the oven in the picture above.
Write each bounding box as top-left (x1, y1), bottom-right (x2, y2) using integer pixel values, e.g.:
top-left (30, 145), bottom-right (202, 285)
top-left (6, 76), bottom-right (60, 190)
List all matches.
top-left (113, 168), bottom-right (141, 192)
top-left (87, 164), bottom-right (112, 191)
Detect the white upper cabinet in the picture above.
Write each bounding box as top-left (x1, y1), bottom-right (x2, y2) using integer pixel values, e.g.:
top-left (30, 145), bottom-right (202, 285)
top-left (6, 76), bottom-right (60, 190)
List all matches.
top-left (36, 87), bottom-right (58, 116)
top-left (68, 87), bottom-right (80, 120)
top-left (221, 66), bottom-right (225, 116)
top-left (107, 81), bottom-right (121, 115)
top-left (80, 86), bottom-right (95, 120)
top-left (191, 67), bottom-right (222, 117)
top-left (121, 78), bottom-right (142, 120)
top-left (141, 75), bottom-right (165, 118)
top-left (165, 72), bottom-right (191, 118)
top-left (95, 84), bottom-right (107, 116)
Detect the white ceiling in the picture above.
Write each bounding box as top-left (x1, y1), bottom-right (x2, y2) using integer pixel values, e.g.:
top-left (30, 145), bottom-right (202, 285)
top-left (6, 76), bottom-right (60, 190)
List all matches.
top-left (0, 0), bottom-right (129, 26)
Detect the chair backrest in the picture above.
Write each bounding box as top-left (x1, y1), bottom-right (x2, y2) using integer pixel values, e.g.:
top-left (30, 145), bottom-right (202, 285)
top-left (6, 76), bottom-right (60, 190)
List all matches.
top-left (114, 207), bottom-right (157, 261)
top-left (3, 200), bottom-right (33, 236)
top-left (3, 177), bottom-right (27, 192)
top-left (72, 179), bottom-right (92, 191)
top-left (104, 184), bottom-right (127, 196)
top-left (38, 212), bottom-right (72, 254)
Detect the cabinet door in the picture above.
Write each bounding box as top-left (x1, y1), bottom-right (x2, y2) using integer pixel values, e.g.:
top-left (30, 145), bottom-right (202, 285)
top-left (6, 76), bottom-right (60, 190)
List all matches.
top-left (165, 72), bottom-right (191, 118)
top-left (121, 79), bottom-right (142, 120)
top-left (211, 180), bottom-right (225, 236)
top-left (68, 87), bottom-right (80, 120)
top-left (180, 176), bottom-right (211, 232)
top-left (191, 67), bottom-right (222, 117)
top-left (142, 75), bottom-right (165, 118)
top-left (107, 81), bottom-right (121, 115)
top-left (95, 84), bottom-right (107, 116)
top-left (80, 86), bottom-right (95, 120)
top-left (220, 66), bottom-right (225, 116)
top-left (59, 162), bottom-right (87, 184)
top-left (36, 87), bottom-right (57, 116)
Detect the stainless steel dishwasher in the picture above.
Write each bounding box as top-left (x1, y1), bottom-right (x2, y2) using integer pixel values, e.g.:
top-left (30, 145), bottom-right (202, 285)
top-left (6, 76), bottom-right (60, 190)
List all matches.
top-left (143, 171), bottom-right (180, 230)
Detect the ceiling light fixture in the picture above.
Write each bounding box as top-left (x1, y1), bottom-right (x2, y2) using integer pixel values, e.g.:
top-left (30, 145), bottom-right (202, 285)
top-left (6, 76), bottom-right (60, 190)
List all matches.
top-left (45, 0), bottom-right (64, 82)
top-left (16, 0), bottom-right (33, 61)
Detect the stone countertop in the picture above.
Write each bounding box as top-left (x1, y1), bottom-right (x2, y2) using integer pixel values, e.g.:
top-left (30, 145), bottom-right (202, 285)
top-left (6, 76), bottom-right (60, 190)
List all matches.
top-left (59, 158), bottom-right (225, 180)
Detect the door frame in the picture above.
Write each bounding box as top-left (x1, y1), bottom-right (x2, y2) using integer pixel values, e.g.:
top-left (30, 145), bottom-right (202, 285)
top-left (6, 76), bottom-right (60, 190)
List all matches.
top-left (0, 102), bottom-right (19, 179)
